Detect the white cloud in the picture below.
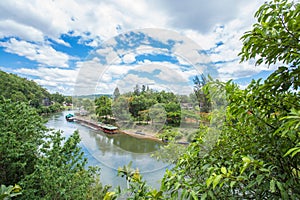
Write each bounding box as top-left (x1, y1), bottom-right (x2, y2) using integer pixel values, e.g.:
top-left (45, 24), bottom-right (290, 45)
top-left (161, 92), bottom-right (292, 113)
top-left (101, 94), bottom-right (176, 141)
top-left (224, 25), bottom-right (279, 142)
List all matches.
top-left (14, 67), bottom-right (79, 94)
top-left (117, 73), bottom-right (154, 93)
top-left (122, 53), bottom-right (136, 64)
top-left (0, 0), bottom-right (275, 94)
top-left (0, 19), bottom-right (44, 42)
top-left (0, 38), bottom-right (71, 67)
top-left (15, 67), bottom-right (78, 84)
top-left (152, 0), bottom-right (264, 33)
top-left (217, 60), bottom-right (278, 81)
top-left (0, 0), bottom-right (169, 43)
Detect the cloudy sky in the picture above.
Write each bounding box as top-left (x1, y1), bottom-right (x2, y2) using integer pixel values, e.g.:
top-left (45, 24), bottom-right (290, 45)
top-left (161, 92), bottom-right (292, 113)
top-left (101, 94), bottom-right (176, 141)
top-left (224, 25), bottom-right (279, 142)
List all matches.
top-left (0, 0), bottom-right (277, 95)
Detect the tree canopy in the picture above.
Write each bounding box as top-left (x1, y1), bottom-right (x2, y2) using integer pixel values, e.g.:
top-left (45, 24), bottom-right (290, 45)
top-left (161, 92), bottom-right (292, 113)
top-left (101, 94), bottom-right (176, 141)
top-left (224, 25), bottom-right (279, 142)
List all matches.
top-left (0, 98), bottom-right (110, 199)
top-left (0, 70), bottom-right (66, 114)
top-left (107, 0), bottom-right (300, 199)
top-left (159, 0), bottom-right (300, 199)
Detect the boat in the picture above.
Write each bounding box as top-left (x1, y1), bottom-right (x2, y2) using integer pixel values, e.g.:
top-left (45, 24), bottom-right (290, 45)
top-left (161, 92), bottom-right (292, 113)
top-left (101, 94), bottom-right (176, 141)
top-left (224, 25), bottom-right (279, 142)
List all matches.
top-left (98, 123), bottom-right (118, 134)
top-left (65, 113), bottom-right (75, 122)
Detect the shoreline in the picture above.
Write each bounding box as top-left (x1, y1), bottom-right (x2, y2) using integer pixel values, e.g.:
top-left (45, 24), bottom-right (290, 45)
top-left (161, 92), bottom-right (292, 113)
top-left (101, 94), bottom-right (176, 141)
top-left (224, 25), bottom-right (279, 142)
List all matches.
top-left (72, 116), bottom-right (164, 143)
top-left (119, 129), bottom-right (163, 143)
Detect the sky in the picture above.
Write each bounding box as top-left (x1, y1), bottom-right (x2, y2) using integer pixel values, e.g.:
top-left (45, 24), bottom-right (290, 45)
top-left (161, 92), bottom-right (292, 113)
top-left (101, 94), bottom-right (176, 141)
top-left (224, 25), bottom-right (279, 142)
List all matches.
top-left (0, 0), bottom-right (278, 96)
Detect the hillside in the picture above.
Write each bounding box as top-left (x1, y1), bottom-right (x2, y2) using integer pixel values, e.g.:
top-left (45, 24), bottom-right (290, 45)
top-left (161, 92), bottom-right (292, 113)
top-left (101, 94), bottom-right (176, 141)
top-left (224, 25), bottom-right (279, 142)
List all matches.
top-left (0, 70), bottom-right (51, 108)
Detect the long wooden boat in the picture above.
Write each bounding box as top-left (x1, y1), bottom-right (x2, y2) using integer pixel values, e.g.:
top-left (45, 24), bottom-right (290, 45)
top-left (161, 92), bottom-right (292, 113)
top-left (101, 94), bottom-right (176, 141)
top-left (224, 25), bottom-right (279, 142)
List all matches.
top-left (98, 123), bottom-right (118, 134)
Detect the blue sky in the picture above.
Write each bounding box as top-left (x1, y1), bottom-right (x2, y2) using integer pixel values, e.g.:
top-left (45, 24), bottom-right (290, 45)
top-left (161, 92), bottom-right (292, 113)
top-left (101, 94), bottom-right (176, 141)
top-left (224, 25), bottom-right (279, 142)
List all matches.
top-left (0, 0), bottom-right (278, 95)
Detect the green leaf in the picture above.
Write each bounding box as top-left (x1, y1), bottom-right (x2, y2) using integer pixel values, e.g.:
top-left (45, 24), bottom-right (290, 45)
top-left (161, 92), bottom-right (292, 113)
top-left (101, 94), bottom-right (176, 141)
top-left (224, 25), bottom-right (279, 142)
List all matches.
top-left (240, 163), bottom-right (249, 175)
top-left (201, 192), bottom-right (207, 200)
top-left (270, 179), bottom-right (276, 193)
top-left (206, 176), bottom-right (213, 188)
top-left (221, 167), bottom-right (227, 174)
top-left (230, 181), bottom-right (236, 188)
top-left (256, 175), bottom-right (265, 185)
top-left (284, 147), bottom-right (300, 157)
top-left (213, 175), bottom-right (222, 189)
top-left (242, 156), bottom-right (251, 163)
top-left (190, 190), bottom-right (198, 200)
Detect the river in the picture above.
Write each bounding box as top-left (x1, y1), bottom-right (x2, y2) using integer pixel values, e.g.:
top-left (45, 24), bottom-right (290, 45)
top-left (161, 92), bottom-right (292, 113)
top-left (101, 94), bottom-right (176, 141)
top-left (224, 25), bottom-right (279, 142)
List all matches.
top-left (45, 111), bottom-right (171, 189)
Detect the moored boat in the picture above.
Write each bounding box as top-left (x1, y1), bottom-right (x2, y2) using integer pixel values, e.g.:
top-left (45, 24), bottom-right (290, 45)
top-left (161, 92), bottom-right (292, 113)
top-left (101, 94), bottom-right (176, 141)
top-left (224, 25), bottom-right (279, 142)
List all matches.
top-left (99, 124), bottom-right (118, 134)
top-left (65, 113), bottom-right (75, 122)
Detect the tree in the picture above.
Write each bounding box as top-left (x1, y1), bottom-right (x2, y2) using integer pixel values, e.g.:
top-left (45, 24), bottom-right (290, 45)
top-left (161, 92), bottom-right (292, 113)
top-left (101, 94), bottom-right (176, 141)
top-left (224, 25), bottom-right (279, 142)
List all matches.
top-left (193, 75), bottom-right (211, 112)
top-left (112, 96), bottom-right (133, 128)
top-left (95, 96), bottom-right (112, 122)
top-left (239, 0), bottom-right (300, 67)
top-left (20, 131), bottom-right (111, 199)
top-left (164, 102), bottom-right (181, 126)
top-left (133, 84), bottom-right (140, 96)
top-left (0, 98), bottom-right (111, 199)
top-left (51, 92), bottom-right (65, 104)
top-left (0, 70), bottom-right (51, 110)
top-left (82, 98), bottom-right (94, 113)
top-left (160, 0), bottom-right (300, 199)
top-left (113, 87), bottom-right (120, 100)
top-left (0, 98), bottom-right (45, 186)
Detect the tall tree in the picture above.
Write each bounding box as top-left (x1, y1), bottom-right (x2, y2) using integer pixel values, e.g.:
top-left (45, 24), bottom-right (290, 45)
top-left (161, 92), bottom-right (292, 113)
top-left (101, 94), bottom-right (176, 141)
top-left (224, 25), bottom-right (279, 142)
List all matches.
top-left (113, 87), bottom-right (120, 100)
top-left (239, 0), bottom-right (300, 67)
top-left (133, 84), bottom-right (140, 96)
top-left (0, 98), bottom-right (110, 199)
top-left (193, 74), bottom-right (211, 112)
top-left (0, 98), bottom-right (45, 185)
top-left (160, 0), bottom-right (300, 199)
top-left (95, 96), bottom-right (112, 122)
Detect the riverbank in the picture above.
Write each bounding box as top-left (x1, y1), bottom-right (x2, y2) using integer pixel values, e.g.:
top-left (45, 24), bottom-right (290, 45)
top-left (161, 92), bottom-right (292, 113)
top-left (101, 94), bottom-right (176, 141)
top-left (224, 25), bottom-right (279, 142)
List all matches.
top-left (72, 115), bottom-right (163, 143)
top-left (119, 129), bottom-right (163, 143)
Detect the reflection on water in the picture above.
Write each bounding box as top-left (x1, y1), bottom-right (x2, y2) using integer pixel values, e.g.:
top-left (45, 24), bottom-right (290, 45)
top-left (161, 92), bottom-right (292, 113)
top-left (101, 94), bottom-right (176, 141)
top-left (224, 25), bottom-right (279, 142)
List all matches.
top-left (45, 111), bottom-right (170, 189)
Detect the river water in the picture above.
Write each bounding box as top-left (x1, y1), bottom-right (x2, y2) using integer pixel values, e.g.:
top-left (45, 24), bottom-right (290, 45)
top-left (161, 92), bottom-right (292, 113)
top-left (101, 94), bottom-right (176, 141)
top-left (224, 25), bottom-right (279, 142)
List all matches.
top-left (45, 111), bottom-right (171, 189)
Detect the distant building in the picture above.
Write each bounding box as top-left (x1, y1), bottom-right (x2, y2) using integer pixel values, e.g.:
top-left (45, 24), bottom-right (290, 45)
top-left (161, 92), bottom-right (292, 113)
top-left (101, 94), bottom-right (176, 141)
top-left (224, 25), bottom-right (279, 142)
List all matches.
top-left (42, 98), bottom-right (52, 106)
top-left (79, 109), bottom-right (88, 116)
top-left (181, 103), bottom-right (194, 110)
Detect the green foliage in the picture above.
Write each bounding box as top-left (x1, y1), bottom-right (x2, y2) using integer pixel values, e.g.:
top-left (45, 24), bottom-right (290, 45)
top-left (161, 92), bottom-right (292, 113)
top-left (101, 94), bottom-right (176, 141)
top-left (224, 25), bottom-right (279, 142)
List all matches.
top-left (159, 1), bottom-right (300, 199)
top-left (0, 98), bottom-right (46, 185)
top-left (152, 141), bottom-right (186, 164)
top-left (100, 84), bottom-right (186, 128)
top-left (193, 75), bottom-right (211, 113)
top-left (163, 102), bottom-right (181, 126)
top-left (50, 92), bottom-right (65, 104)
top-left (239, 0), bottom-right (300, 66)
top-left (278, 108), bottom-right (300, 157)
top-left (0, 70), bottom-right (51, 108)
top-left (82, 98), bottom-right (95, 113)
top-left (113, 87), bottom-right (121, 100)
top-left (161, 76), bottom-right (300, 199)
top-left (0, 70), bottom-right (66, 114)
top-left (20, 130), bottom-right (110, 199)
top-left (0, 184), bottom-right (22, 200)
top-left (95, 96), bottom-right (112, 122)
top-left (116, 162), bottom-right (164, 200)
top-left (0, 98), bottom-right (111, 199)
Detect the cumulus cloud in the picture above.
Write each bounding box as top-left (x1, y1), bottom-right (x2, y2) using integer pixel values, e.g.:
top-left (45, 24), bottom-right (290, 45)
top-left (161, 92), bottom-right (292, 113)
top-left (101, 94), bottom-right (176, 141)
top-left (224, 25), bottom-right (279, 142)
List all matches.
top-left (0, 19), bottom-right (44, 42)
top-left (0, 0), bottom-right (275, 94)
top-left (15, 67), bottom-right (78, 85)
top-left (122, 53), bottom-right (136, 64)
top-left (153, 0), bottom-right (264, 33)
top-left (0, 0), bottom-right (169, 43)
top-left (217, 60), bottom-right (278, 81)
top-left (0, 38), bottom-right (71, 67)
top-left (14, 67), bottom-right (79, 94)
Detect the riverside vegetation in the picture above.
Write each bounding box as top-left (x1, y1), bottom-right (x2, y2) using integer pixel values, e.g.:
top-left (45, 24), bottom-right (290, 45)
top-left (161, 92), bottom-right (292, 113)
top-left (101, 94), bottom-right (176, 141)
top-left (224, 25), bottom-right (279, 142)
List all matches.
top-left (1, 0), bottom-right (300, 199)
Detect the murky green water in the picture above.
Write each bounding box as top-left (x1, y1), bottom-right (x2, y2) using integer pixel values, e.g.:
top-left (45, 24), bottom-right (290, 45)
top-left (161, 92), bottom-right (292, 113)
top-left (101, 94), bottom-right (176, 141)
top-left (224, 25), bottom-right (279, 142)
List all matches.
top-left (45, 111), bottom-right (170, 189)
